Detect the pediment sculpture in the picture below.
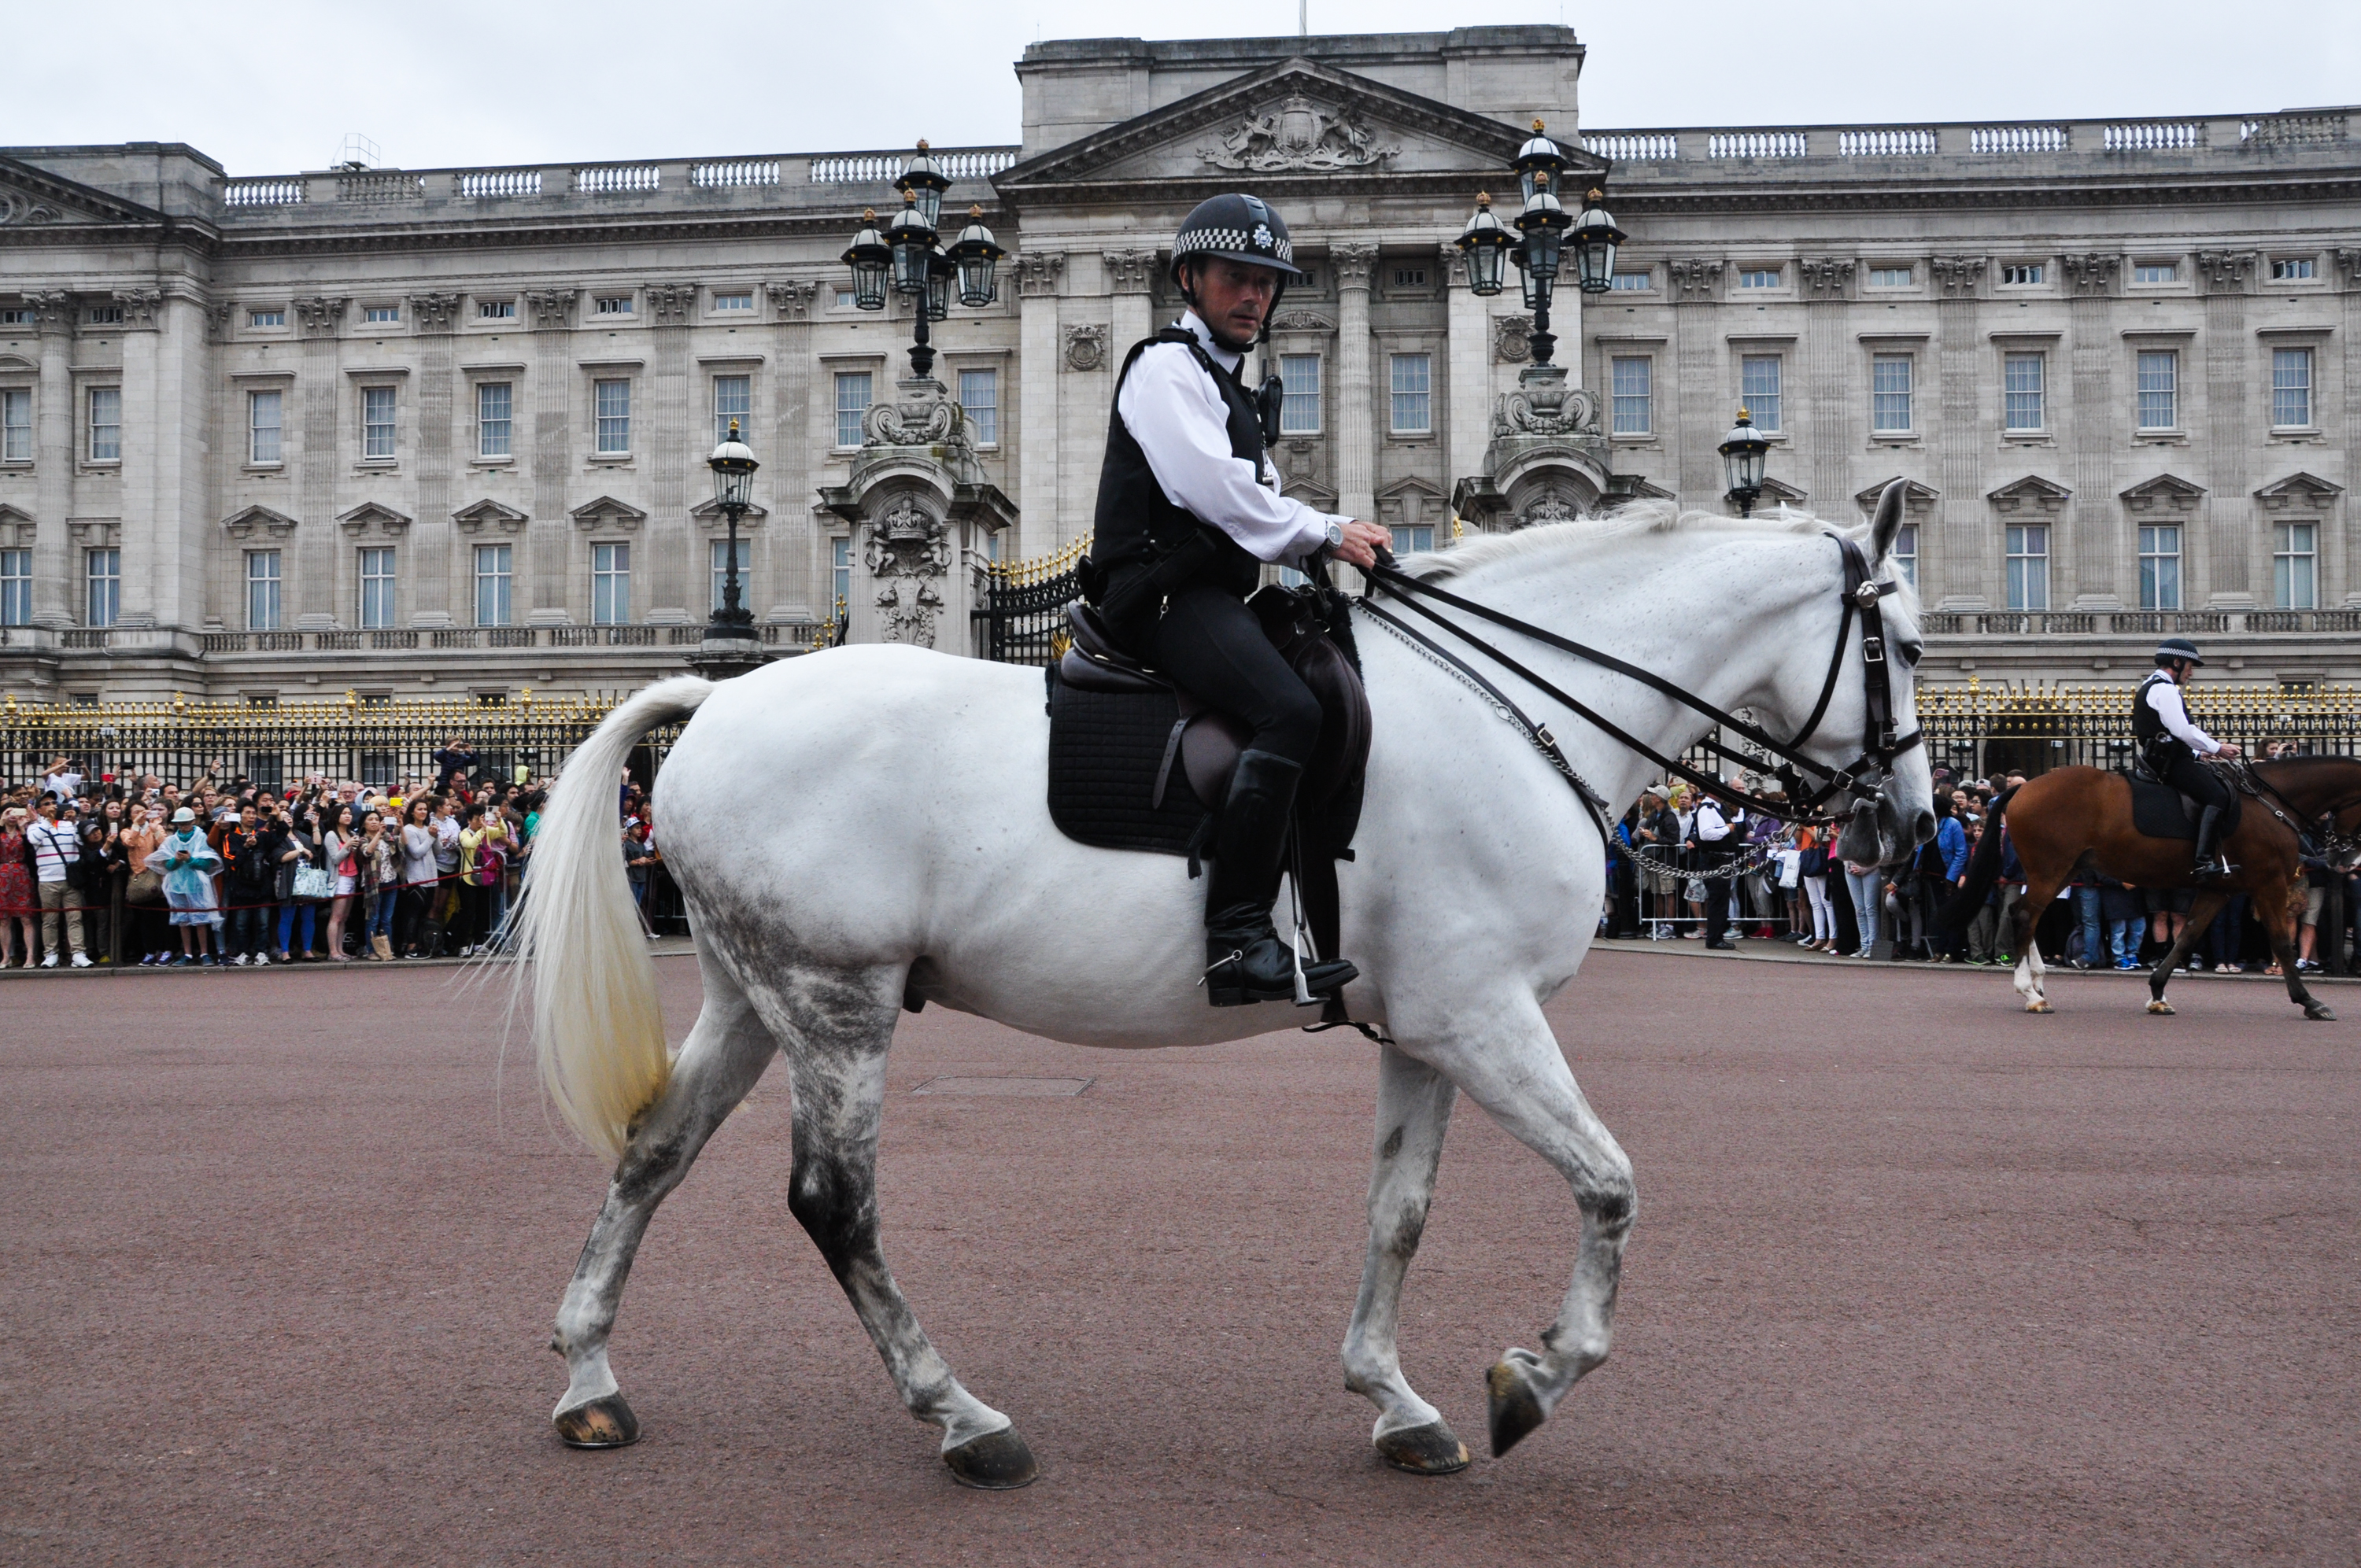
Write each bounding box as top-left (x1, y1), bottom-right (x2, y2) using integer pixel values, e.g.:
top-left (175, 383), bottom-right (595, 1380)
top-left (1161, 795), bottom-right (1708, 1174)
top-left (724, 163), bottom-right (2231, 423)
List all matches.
top-left (863, 495), bottom-right (952, 649)
top-left (1197, 94), bottom-right (1398, 173)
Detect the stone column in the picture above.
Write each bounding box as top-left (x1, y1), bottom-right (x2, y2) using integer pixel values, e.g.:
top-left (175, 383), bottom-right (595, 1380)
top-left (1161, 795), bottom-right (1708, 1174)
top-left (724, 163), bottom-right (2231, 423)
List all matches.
top-left (1667, 260), bottom-right (1724, 507)
top-left (1931, 258), bottom-right (1987, 609)
top-left (1333, 243), bottom-right (1377, 522)
top-left (2340, 249), bottom-right (2361, 605)
top-left (2197, 251), bottom-right (2258, 607)
top-left (405, 293), bottom-right (460, 626)
top-left (2064, 255), bottom-right (2122, 609)
top-left (1440, 243), bottom-right (1493, 498)
top-left (25, 293), bottom-right (73, 627)
top-left (643, 282), bottom-right (698, 620)
top-left (1798, 258), bottom-right (1854, 521)
top-left (766, 281), bottom-right (820, 620)
top-left (1105, 249), bottom-right (1157, 367)
top-left (524, 289), bottom-right (577, 624)
top-left (1013, 252), bottom-right (1063, 552)
top-left (139, 291), bottom-right (202, 634)
top-left (292, 296), bottom-right (345, 628)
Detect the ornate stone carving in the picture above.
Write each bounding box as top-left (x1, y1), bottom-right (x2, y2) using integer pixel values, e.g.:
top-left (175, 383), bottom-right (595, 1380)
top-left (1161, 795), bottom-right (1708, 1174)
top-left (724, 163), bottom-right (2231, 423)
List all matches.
top-left (1266, 309), bottom-right (1333, 332)
top-left (862, 376), bottom-right (965, 446)
top-left (1196, 93), bottom-right (1398, 173)
top-left (1798, 257), bottom-right (1855, 300)
top-left (0, 192), bottom-right (62, 226)
top-left (1063, 324), bottom-right (1108, 373)
top-left (1013, 252), bottom-right (1064, 298)
top-left (1331, 242), bottom-right (1379, 290)
top-left (524, 288), bottom-right (578, 329)
top-left (111, 289), bottom-right (162, 327)
top-left (294, 296), bottom-right (347, 336)
top-left (2254, 471), bottom-right (2343, 511)
top-left (1437, 241), bottom-right (1471, 290)
top-left (2063, 253), bottom-right (2120, 296)
top-left (222, 504), bottom-right (301, 540)
top-left (1665, 259), bottom-right (1722, 301)
top-left (1930, 256), bottom-right (1985, 297)
top-left (864, 493), bottom-right (951, 648)
top-left (1521, 492), bottom-right (1580, 526)
top-left (1102, 249), bottom-right (1158, 294)
top-left (766, 280), bottom-right (821, 319)
top-left (204, 299), bottom-right (235, 341)
top-left (1491, 367), bottom-right (1599, 438)
top-left (2194, 250), bottom-right (2256, 294)
top-left (24, 290), bottom-right (72, 332)
top-left (2337, 249), bottom-right (2361, 289)
top-left (644, 282), bottom-right (698, 323)
top-left (2119, 474), bottom-right (2204, 513)
top-left (1494, 315), bottom-right (1532, 363)
top-left (406, 292), bottom-right (461, 332)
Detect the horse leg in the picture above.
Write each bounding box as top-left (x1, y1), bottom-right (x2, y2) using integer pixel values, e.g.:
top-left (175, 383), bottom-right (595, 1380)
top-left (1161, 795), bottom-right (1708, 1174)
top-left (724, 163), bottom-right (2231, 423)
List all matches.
top-left (1406, 998), bottom-right (1634, 1459)
top-left (2255, 881), bottom-right (2337, 1022)
top-left (2145, 891), bottom-right (2226, 1016)
top-left (551, 971), bottom-right (778, 1447)
top-left (2012, 872), bottom-right (2062, 1013)
top-left (1339, 1042), bottom-right (1467, 1475)
top-left (752, 963), bottom-right (1036, 1489)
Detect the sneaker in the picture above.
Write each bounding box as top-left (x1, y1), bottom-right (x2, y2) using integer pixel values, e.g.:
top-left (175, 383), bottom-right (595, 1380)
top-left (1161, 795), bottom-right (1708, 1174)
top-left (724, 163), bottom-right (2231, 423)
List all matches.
top-left (69, 953), bottom-right (92, 968)
top-left (234, 954), bottom-right (250, 966)
top-left (40, 954), bottom-right (58, 968)
top-left (2298, 959), bottom-right (2321, 973)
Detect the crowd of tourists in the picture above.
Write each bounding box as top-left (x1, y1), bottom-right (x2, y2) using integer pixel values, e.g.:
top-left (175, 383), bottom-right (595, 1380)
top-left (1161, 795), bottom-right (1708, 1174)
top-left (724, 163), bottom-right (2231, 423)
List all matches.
top-left (0, 741), bottom-right (672, 970)
top-left (1603, 748), bottom-right (2357, 976)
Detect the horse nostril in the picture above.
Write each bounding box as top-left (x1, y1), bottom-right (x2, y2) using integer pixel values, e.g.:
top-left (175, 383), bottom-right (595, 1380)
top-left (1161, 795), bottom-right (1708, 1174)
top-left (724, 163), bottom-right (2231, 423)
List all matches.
top-left (1910, 809), bottom-right (1937, 846)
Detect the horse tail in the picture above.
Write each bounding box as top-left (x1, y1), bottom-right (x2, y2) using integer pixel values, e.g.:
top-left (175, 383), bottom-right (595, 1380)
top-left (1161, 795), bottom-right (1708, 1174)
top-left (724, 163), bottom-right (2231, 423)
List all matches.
top-left (512, 675), bottom-right (715, 1160)
top-left (1936, 784), bottom-right (2019, 934)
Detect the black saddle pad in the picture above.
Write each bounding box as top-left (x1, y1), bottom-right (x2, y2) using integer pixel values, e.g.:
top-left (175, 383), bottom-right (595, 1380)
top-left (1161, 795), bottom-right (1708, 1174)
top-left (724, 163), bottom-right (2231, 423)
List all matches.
top-left (2127, 774), bottom-right (2202, 840)
top-left (1046, 670), bottom-right (1209, 858)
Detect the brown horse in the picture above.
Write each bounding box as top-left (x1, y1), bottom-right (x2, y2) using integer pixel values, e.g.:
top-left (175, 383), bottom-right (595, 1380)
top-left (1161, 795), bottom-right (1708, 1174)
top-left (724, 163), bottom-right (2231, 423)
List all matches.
top-left (1945, 758), bottom-right (2361, 1019)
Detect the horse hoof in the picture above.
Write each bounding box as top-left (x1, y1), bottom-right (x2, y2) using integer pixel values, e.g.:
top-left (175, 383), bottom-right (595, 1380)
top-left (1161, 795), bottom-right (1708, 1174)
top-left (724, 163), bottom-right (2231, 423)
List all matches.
top-left (1376, 1420), bottom-right (1472, 1475)
top-left (2147, 999), bottom-right (2175, 1016)
top-left (944, 1428), bottom-right (1039, 1490)
top-left (2306, 1003), bottom-right (2336, 1022)
top-left (1486, 1360), bottom-right (1546, 1459)
top-left (2026, 998), bottom-right (2054, 1014)
top-left (554, 1393), bottom-right (639, 1449)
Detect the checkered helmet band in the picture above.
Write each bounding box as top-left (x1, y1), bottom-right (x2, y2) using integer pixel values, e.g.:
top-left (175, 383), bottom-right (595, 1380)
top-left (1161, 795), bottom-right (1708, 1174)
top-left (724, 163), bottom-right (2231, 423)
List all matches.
top-left (1170, 193), bottom-right (1303, 278)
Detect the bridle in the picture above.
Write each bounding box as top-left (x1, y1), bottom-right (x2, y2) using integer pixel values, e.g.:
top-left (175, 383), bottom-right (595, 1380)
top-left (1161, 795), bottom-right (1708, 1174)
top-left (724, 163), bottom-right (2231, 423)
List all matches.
top-left (1355, 532), bottom-right (1925, 826)
top-left (2233, 758), bottom-right (2361, 867)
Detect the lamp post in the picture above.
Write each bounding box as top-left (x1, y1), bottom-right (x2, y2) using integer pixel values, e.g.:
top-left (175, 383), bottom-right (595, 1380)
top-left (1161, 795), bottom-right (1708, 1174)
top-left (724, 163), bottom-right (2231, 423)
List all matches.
top-left (1456, 120), bottom-right (1623, 366)
top-left (841, 142), bottom-right (1004, 380)
top-left (1717, 407), bottom-right (1770, 517)
top-left (705, 418), bottom-right (759, 640)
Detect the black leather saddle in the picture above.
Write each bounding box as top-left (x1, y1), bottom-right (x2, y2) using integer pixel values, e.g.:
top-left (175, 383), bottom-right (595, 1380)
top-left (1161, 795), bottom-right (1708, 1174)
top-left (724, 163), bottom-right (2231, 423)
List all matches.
top-left (2125, 758), bottom-right (2234, 843)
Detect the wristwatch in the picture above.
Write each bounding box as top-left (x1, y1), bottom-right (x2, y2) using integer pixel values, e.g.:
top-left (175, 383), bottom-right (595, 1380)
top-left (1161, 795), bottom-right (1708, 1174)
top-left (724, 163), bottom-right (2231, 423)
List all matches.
top-left (1324, 521), bottom-right (1345, 552)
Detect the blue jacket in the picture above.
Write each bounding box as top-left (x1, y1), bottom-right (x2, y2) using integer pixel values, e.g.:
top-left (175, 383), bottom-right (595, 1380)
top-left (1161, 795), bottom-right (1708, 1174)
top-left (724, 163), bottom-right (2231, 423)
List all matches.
top-left (1935, 815), bottom-right (1968, 880)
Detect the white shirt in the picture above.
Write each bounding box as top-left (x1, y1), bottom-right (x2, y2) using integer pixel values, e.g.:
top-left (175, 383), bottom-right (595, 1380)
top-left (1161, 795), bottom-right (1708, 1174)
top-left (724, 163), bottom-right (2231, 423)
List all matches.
top-left (2144, 677), bottom-right (2222, 755)
top-left (26, 819), bottom-right (77, 883)
top-left (1114, 312), bottom-right (1346, 564)
top-left (1694, 801), bottom-right (1734, 843)
top-left (40, 769), bottom-right (81, 802)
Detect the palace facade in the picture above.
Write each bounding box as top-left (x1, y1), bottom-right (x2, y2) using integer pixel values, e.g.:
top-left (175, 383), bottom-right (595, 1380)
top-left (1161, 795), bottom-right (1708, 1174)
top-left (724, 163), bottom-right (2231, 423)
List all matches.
top-left (1, 26), bottom-right (2355, 706)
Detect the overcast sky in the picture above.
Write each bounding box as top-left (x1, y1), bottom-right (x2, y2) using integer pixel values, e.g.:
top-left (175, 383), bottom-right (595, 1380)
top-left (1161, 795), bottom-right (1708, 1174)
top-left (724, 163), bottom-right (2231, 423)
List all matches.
top-left (13, 1), bottom-right (2358, 175)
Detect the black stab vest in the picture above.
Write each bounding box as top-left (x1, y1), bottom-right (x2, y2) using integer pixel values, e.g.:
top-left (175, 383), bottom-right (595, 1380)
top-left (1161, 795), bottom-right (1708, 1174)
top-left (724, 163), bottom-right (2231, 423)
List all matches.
top-left (2134, 669), bottom-right (2189, 763)
top-left (1090, 327), bottom-right (1267, 600)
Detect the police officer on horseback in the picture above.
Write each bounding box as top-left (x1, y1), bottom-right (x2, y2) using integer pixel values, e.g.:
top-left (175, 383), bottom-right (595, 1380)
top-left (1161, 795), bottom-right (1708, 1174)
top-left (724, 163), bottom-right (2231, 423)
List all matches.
top-left (2134, 636), bottom-right (2242, 881)
top-left (1085, 193), bottom-right (1392, 1005)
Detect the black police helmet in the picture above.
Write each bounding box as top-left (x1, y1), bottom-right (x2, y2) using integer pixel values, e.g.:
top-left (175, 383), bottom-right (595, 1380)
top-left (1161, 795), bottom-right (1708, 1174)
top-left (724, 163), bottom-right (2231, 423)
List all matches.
top-left (1170, 194), bottom-right (1302, 343)
top-left (2155, 636), bottom-right (2204, 668)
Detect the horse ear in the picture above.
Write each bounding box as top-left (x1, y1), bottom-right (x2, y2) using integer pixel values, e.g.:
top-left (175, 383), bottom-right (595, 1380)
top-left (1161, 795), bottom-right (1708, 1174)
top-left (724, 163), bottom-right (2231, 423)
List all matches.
top-left (1869, 479), bottom-right (1908, 563)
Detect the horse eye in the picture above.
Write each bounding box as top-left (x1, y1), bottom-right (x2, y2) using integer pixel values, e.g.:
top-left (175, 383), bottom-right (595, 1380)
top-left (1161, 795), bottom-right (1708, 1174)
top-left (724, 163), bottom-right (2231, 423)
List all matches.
top-left (1897, 640), bottom-right (1923, 668)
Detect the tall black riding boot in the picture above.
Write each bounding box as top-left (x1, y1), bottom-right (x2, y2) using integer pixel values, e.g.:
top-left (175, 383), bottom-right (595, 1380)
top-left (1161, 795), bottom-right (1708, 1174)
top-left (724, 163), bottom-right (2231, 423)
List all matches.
top-left (2190, 803), bottom-right (2235, 882)
top-left (1203, 748), bottom-right (1360, 1006)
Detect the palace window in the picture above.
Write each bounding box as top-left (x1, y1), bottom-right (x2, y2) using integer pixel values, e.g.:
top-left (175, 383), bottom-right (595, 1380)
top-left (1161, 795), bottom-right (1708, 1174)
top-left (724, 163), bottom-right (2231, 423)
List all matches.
top-left (2134, 263), bottom-right (2177, 284)
top-left (249, 308), bottom-right (285, 328)
top-left (1391, 266), bottom-right (1427, 289)
top-left (0, 308), bottom-right (31, 326)
top-left (87, 386), bottom-right (121, 461)
top-left (595, 296), bottom-right (633, 316)
top-left (713, 374), bottom-right (752, 445)
top-left (2137, 351), bottom-right (2178, 430)
top-left (1608, 269), bottom-right (1651, 291)
top-left (1609, 356), bottom-right (1652, 436)
top-left (1388, 354), bottom-right (1432, 435)
top-left (478, 299), bottom-right (515, 319)
top-left (1871, 355), bottom-right (1914, 433)
top-left (361, 386), bottom-right (397, 460)
top-left (710, 537), bottom-right (749, 615)
top-left (248, 389), bottom-right (283, 463)
top-left (2138, 524), bottom-right (2182, 611)
top-left (363, 304), bottom-right (400, 324)
top-left (474, 542), bottom-right (512, 627)
top-left (593, 378), bottom-right (631, 454)
top-left (88, 305), bottom-right (123, 326)
top-left (958, 368), bottom-right (997, 445)
top-left (1389, 526), bottom-right (1434, 555)
top-left (357, 546), bottom-right (396, 629)
top-left (3, 388), bottom-right (31, 462)
top-left (1738, 267), bottom-right (1781, 290)
top-left (2003, 352), bottom-right (2045, 431)
top-left (830, 537), bottom-right (851, 622)
top-left (2001, 263), bottom-right (2045, 286)
top-left (1868, 267), bottom-right (1912, 288)
top-left (1740, 355), bottom-right (1783, 432)
top-left (2274, 521), bottom-right (2317, 610)
top-left (477, 382), bottom-right (512, 458)
top-left (834, 371), bottom-right (872, 448)
top-left (245, 550), bottom-right (282, 631)
top-left (85, 547), bottom-right (119, 627)
top-left (0, 549), bottom-right (30, 625)
top-left (1278, 354), bottom-right (1321, 435)
top-left (2270, 257), bottom-right (2315, 282)
top-left (2271, 347), bottom-right (2313, 428)
top-left (1892, 523), bottom-right (1918, 591)
top-left (591, 542), bottom-right (630, 625)
top-left (712, 291), bottom-right (753, 312)
top-left (2004, 523), bottom-right (2049, 612)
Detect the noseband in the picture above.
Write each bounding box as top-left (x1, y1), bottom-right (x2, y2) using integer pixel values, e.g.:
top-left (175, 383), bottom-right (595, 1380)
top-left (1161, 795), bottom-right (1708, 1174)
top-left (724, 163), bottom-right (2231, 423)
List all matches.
top-left (1358, 533), bottom-right (1924, 825)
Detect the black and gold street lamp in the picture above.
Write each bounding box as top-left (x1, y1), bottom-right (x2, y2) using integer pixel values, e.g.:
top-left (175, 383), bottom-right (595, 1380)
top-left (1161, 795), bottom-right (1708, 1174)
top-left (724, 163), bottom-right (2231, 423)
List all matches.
top-left (841, 141), bottom-right (1004, 379)
top-left (1718, 407), bottom-right (1771, 517)
top-left (705, 419), bottom-right (759, 639)
top-left (1454, 120), bottom-right (1622, 367)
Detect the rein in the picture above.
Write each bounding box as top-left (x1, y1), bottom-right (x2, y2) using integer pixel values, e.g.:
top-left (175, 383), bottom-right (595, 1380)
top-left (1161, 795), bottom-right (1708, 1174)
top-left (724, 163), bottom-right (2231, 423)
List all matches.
top-left (2234, 760), bottom-right (2361, 861)
top-left (1358, 533), bottom-right (1923, 825)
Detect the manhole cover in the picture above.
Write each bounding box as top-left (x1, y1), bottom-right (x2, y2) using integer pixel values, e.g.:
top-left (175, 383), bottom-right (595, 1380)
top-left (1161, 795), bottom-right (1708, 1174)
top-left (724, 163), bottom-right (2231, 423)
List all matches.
top-left (911, 1076), bottom-right (1096, 1098)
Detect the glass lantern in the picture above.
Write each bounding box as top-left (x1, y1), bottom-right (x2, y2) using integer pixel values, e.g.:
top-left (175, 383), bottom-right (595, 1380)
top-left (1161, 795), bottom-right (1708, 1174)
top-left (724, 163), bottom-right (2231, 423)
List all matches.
top-left (1568, 189), bottom-right (1627, 296)
top-left (1718, 407), bottom-right (1770, 512)
top-left (946, 205), bottom-right (1007, 308)
top-left (1509, 244), bottom-right (1547, 312)
top-left (885, 194), bottom-right (937, 296)
top-left (893, 139), bottom-right (951, 231)
top-left (1515, 173), bottom-right (1568, 281)
top-left (841, 208), bottom-right (891, 311)
top-left (1454, 192), bottom-right (1512, 298)
top-left (1512, 119), bottom-right (1570, 205)
top-left (706, 419), bottom-right (759, 510)
top-left (924, 249), bottom-right (954, 322)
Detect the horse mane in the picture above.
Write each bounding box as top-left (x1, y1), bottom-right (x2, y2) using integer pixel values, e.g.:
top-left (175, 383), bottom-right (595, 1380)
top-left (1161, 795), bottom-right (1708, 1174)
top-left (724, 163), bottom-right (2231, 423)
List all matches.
top-left (1400, 500), bottom-right (1861, 583)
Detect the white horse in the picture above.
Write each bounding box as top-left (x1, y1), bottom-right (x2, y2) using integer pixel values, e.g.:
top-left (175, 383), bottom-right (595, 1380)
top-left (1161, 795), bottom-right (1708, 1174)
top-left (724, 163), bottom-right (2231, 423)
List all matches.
top-left (516, 489), bottom-right (1934, 1487)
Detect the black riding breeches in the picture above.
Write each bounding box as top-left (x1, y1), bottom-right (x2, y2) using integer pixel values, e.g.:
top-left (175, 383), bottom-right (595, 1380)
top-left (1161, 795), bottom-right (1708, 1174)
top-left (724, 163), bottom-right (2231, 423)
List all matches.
top-left (1150, 585), bottom-right (1324, 767)
top-left (2161, 752), bottom-right (2235, 811)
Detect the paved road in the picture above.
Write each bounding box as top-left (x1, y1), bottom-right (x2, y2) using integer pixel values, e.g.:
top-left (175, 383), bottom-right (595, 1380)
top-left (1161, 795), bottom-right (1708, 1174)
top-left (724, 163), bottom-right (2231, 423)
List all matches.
top-left (3, 951), bottom-right (2354, 1565)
